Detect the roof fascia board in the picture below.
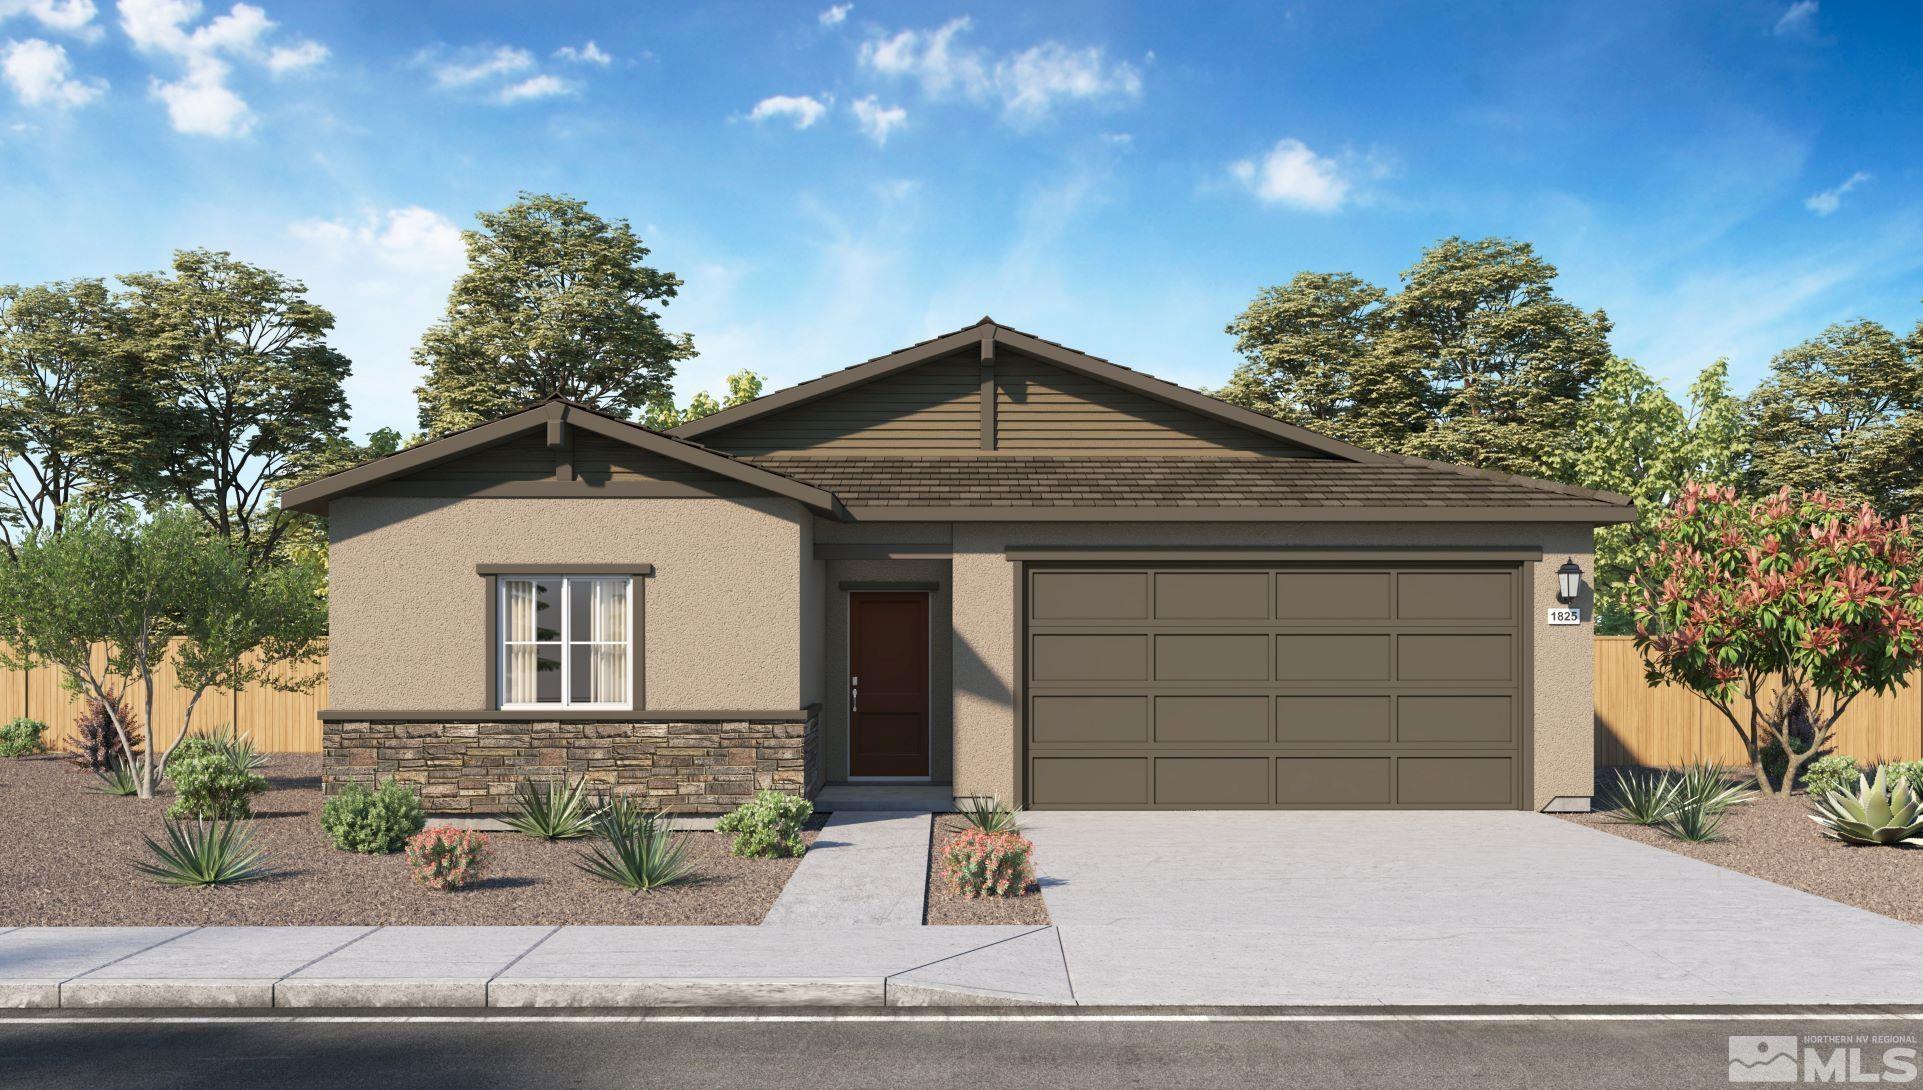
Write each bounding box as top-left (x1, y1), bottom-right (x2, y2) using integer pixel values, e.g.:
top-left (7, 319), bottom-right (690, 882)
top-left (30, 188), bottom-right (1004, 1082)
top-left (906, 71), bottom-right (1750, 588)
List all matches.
top-left (560, 406), bottom-right (845, 516)
top-left (280, 408), bottom-right (552, 514)
top-left (840, 505), bottom-right (1636, 524)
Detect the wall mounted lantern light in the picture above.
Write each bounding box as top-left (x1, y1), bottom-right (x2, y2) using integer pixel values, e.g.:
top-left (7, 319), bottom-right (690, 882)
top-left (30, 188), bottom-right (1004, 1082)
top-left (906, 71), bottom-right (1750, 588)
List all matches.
top-left (1555, 558), bottom-right (1583, 604)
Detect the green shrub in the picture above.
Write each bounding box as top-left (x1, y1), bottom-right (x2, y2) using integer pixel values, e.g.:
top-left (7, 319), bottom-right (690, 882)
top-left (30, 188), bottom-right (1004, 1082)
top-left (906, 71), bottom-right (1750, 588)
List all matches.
top-left (1604, 769), bottom-right (1683, 825)
top-left (164, 738), bottom-right (267, 819)
top-left (0, 716), bottom-right (46, 757)
top-left (1879, 760), bottom-right (1923, 799)
top-left (1675, 760), bottom-right (1754, 815)
top-left (405, 827), bottom-right (490, 891)
top-left (133, 818), bottom-right (272, 887)
top-left (1656, 793), bottom-right (1729, 843)
top-left (91, 755), bottom-right (140, 797)
top-left (578, 797), bottom-right (694, 890)
top-left (1802, 755), bottom-right (1863, 799)
top-left (958, 795), bottom-right (1022, 834)
top-left (504, 775), bottom-right (600, 840)
top-left (320, 779), bottom-right (425, 854)
top-left (715, 790), bottom-right (812, 858)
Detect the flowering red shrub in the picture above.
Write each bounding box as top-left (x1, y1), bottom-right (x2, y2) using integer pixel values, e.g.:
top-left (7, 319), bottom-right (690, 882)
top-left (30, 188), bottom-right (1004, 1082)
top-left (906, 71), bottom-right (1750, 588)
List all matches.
top-left (941, 829), bottom-right (1036, 899)
top-left (404, 827), bottom-right (489, 891)
top-left (1631, 482), bottom-right (1923, 792)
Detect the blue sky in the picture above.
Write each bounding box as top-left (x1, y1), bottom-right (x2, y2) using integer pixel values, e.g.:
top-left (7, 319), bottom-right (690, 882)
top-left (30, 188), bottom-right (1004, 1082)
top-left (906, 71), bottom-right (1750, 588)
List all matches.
top-left (2, 0), bottom-right (1920, 437)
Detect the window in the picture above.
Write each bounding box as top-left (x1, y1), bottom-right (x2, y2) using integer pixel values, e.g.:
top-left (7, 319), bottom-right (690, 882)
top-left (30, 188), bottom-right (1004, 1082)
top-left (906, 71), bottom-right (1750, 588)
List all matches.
top-left (499, 575), bottom-right (633, 708)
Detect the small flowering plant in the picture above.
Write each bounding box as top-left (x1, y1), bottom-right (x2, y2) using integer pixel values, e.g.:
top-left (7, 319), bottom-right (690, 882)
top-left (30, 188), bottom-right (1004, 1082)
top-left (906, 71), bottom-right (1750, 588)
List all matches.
top-left (1631, 482), bottom-right (1923, 794)
top-left (405, 826), bottom-right (490, 891)
top-left (941, 829), bottom-right (1036, 899)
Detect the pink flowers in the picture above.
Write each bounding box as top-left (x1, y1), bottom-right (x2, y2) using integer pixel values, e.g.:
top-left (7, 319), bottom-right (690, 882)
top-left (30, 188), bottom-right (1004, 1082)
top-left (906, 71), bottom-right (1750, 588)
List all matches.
top-left (404, 826), bottom-right (489, 892)
top-left (941, 829), bottom-right (1036, 899)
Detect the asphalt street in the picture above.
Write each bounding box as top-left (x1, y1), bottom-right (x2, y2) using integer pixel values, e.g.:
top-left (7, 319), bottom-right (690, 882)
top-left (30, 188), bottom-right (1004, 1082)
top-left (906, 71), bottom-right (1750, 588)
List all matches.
top-left (4, 1009), bottom-right (1921, 1089)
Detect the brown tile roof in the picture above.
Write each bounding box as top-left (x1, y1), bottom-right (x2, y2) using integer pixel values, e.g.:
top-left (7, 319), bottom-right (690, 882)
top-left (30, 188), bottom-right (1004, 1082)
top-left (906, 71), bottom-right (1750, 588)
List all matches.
top-left (748, 455), bottom-right (1631, 511)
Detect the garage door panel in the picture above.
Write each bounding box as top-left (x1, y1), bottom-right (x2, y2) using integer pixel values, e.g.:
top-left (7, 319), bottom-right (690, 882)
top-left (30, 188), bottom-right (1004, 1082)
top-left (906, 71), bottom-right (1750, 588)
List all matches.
top-left (1031, 757), bottom-right (1149, 807)
top-left (1275, 695), bottom-right (1391, 743)
top-left (1027, 564), bottom-right (1524, 810)
top-left (1032, 634), bottom-right (1148, 681)
top-left (1398, 634), bottom-right (1513, 682)
top-left (1031, 696), bottom-right (1149, 744)
top-left (1155, 572), bottom-right (1269, 620)
top-left (1276, 634), bottom-right (1390, 681)
top-left (1156, 696), bottom-right (1268, 743)
top-left (1396, 572), bottom-right (1514, 620)
top-left (1397, 756), bottom-right (1514, 806)
top-left (1398, 695), bottom-right (1513, 744)
top-left (1156, 634), bottom-right (1270, 681)
top-left (1275, 572), bottom-right (1391, 620)
top-left (1277, 758), bottom-right (1392, 805)
top-left (1157, 758), bottom-right (1269, 805)
top-left (1031, 572), bottom-right (1149, 620)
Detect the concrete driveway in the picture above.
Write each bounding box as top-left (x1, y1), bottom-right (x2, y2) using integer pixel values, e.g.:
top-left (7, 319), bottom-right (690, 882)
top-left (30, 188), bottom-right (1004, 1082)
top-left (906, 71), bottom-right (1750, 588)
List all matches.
top-left (1021, 810), bottom-right (1923, 1006)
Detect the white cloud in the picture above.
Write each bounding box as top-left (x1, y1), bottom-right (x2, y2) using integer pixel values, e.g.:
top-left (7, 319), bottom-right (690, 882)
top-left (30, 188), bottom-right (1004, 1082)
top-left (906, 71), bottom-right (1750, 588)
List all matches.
top-left (1, 36), bottom-right (103, 106)
top-left (0, 0), bottom-right (101, 40)
top-left (1773, 0), bottom-right (1817, 36)
top-left (817, 3), bottom-right (850, 26)
top-left (117, 0), bottom-right (326, 136)
top-left (429, 44), bottom-right (531, 88)
top-left (748, 92), bottom-right (827, 129)
top-left (554, 40), bottom-right (609, 65)
top-left (857, 17), bottom-right (1141, 123)
top-left (289, 205), bottom-right (467, 274)
top-left (1804, 170), bottom-right (1870, 215)
top-left (1230, 138), bottom-right (1350, 212)
top-left (496, 72), bottom-right (570, 103)
top-left (851, 94), bottom-right (905, 146)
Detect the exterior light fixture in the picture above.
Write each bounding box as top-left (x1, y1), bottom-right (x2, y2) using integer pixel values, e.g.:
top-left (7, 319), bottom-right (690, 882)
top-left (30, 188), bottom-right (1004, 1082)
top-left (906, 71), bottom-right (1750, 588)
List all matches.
top-left (1555, 558), bottom-right (1583, 604)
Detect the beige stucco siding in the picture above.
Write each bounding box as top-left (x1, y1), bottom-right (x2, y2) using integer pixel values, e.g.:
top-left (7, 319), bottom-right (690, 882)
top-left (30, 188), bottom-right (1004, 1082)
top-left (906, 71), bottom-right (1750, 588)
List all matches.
top-left (947, 520), bottom-right (1596, 810)
top-left (328, 495), bottom-right (810, 712)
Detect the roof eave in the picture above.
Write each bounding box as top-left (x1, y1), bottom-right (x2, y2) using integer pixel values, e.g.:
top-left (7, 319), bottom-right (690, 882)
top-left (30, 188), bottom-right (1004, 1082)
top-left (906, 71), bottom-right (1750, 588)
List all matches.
top-left (836, 504), bottom-right (1637, 524)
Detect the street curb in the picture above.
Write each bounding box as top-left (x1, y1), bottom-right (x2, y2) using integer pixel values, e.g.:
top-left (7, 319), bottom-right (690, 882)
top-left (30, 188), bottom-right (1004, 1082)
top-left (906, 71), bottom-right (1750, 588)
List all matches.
top-left (59, 979), bottom-right (277, 1009)
top-left (275, 980), bottom-right (491, 1009)
top-left (486, 979), bottom-right (885, 1008)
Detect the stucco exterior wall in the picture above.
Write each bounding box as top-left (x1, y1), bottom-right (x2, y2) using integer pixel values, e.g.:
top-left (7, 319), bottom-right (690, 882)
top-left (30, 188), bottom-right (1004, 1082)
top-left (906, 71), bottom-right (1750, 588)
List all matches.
top-left (946, 520), bottom-right (1597, 810)
top-left (327, 495), bottom-right (809, 712)
top-left (819, 557), bottom-right (955, 783)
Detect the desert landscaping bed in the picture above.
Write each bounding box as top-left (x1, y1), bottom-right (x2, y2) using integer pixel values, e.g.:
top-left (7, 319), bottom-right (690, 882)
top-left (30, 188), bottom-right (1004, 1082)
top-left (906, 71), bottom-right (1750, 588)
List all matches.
top-left (922, 814), bottom-right (1050, 926)
top-left (0, 754), bottom-right (815, 926)
top-left (1561, 786), bottom-right (1923, 925)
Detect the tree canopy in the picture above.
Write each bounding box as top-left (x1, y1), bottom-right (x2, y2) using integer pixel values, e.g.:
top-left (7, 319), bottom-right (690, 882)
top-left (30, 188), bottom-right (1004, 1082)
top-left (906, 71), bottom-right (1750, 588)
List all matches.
top-left (0, 279), bottom-right (122, 556)
top-left (642, 369), bottom-right (764, 431)
top-left (414, 192), bottom-right (696, 437)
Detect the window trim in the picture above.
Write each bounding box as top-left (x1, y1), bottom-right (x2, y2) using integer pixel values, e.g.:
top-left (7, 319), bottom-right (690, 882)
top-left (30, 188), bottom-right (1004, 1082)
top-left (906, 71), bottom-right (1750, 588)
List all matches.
top-left (483, 567), bottom-right (647, 711)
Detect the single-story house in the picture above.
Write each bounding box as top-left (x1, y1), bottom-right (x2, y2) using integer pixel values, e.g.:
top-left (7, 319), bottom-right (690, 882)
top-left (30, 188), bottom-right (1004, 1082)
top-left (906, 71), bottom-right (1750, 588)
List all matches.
top-left (284, 318), bottom-right (1634, 814)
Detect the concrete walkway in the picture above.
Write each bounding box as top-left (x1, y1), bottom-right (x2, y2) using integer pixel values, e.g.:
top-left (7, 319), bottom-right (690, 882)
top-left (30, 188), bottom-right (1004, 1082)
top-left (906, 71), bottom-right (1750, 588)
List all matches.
top-left (761, 811), bottom-right (931, 928)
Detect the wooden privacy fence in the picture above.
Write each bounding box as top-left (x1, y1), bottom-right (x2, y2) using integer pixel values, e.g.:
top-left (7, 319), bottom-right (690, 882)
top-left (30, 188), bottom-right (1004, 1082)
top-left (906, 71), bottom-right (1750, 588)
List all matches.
top-left (0, 644), bottom-right (327, 754)
top-left (2, 637), bottom-right (1918, 766)
top-left (1594, 636), bottom-right (1923, 768)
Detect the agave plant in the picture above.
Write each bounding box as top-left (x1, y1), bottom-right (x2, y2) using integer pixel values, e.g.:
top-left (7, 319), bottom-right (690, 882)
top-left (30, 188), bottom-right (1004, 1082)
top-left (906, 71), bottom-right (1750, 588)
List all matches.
top-left (577, 796), bottom-right (694, 890)
top-left (504, 774), bottom-right (601, 840)
top-left (1605, 769), bottom-right (1684, 826)
top-left (1675, 760), bottom-right (1755, 815)
top-left (1809, 767), bottom-right (1923, 846)
top-left (91, 755), bottom-right (141, 797)
top-left (1657, 795), bottom-right (1728, 843)
top-left (133, 818), bottom-right (273, 887)
top-left (958, 795), bottom-right (1022, 834)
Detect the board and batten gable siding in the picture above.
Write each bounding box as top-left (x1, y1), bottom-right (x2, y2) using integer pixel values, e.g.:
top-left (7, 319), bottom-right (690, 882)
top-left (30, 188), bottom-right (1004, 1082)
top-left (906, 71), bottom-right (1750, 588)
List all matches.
top-left (697, 347), bottom-right (1326, 457)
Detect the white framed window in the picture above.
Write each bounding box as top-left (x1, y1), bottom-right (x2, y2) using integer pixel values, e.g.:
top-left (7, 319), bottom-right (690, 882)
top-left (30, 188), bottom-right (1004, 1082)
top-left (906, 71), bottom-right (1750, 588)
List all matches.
top-left (499, 575), bottom-right (634, 709)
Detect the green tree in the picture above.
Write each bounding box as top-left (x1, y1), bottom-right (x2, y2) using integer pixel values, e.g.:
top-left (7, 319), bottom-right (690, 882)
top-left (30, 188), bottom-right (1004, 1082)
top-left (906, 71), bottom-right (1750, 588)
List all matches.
top-left (1743, 317), bottom-right (1923, 514)
top-left (1576, 358), bottom-right (1686, 633)
top-left (0, 508), bottom-right (326, 798)
top-left (414, 192), bottom-right (696, 437)
top-left (276, 427), bottom-right (405, 569)
top-left (1681, 358), bottom-right (1746, 487)
top-left (642, 369), bottom-right (765, 431)
top-left (1219, 237), bottom-right (1611, 481)
top-left (0, 279), bottom-right (122, 556)
top-left (101, 250), bottom-right (352, 564)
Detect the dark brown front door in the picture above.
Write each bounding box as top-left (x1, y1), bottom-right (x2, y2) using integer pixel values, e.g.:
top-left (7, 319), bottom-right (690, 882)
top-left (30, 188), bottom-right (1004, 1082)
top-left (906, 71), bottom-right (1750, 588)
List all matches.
top-left (849, 591), bottom-right (930, 778)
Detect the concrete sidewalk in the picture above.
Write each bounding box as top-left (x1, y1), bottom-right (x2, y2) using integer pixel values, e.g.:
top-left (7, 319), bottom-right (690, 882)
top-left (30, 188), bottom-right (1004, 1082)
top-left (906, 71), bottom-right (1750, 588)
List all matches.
top-left (762, 811), bottom-right (931, 928)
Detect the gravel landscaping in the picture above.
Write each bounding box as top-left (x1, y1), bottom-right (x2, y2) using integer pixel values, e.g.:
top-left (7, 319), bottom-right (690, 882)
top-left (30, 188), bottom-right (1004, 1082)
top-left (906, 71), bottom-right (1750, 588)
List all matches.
top-left (0, 754), bottom-right (814, 926)
top-left (922, 814), bottom-right (1049, 926)
top-left (1561, 781), bottom-right (1923, 925)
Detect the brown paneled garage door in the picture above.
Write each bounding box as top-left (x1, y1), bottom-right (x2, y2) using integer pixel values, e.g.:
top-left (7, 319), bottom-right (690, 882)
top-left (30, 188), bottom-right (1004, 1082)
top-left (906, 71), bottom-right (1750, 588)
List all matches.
top-left (1022, 564), bottom-right (1528, 809)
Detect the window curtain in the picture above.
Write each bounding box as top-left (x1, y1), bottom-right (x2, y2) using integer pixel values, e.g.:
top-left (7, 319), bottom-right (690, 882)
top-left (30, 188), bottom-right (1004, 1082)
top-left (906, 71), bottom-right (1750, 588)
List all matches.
top-left (588, 578), bottom-right (628, 704)
top-left (503, 579), bottom-right (537, 705)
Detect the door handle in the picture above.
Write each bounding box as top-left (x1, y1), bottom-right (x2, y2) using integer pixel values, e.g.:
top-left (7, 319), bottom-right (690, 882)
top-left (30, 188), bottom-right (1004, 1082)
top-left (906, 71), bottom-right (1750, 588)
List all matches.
top-left (850, 675), bottom-right (859, 714)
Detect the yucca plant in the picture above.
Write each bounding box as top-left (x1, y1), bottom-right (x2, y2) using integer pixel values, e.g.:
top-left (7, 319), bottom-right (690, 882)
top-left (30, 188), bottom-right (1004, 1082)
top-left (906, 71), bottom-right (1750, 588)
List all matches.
top-left (1675, 760), bottom-right (1755, 815)
top-left (1809, 767), bottom-right (1923, 846)
top-left (1657, 795), bottom-right (1728, 843)
top-left (577, 797), bottom-right (694, 890)
top-left (959, 795), bottom-right (1022, 834)
top-left (504, 774), bottom-right (601, 840)
top-left (91, 755), bottom-right (141, 797)
top-left (133, 818), bottom-right (273, 887)
top-left (1605, 768), bottom-right (1684, 826)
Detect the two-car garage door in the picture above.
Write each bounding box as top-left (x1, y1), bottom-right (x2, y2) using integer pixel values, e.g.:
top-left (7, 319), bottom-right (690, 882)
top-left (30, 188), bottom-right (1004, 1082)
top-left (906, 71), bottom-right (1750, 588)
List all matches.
top-left (1023, 564), bottom-right (1528, 809)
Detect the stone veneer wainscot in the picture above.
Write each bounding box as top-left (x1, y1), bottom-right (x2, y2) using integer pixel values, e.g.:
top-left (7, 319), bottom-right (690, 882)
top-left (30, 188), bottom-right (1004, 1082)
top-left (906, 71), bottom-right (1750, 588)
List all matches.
top-left (322, 715), bottom-right (821, 814)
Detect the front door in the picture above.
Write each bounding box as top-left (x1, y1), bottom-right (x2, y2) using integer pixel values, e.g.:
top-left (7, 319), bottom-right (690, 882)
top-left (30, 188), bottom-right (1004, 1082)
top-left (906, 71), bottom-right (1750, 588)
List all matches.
top-left (849, 591), bottom-right (930, 778)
